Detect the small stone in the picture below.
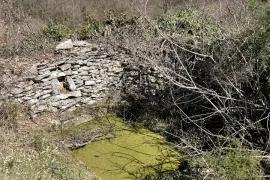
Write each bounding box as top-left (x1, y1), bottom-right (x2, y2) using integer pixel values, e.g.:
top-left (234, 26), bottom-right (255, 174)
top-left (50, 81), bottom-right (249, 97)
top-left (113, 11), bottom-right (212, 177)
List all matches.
top-left (149, 76), bottom-right (156, 83)
top-left (86, 62), bottom-right (93, 66)
top-left (40, 94), bottom-right (51, 100)
top-left (85, 80), bottom-right (96, 86)
top-left (16, 98), bottom-right (24, 103)
top-left (95, 54), bottom-right (108, 58)
top-left (33, 105), bottom-right (48, 113)
top-left (150, 89), bottom-right (156, 96)
top-left (76, 60), bottom-right (86, 65)
top-left (61, 101), bottom-right (80, 110)
top-left (70, 91), bottom-right (82, 97)
top-left (30, 111), bottom-right (37, 119)
top-left (80, 76), bottom-right (91, 81)
top-left (90, 69), bottom-right (99, 75)
top-left (16, 82), bottom-right (26, 88)
top-left (96, 80), bottom-right (103, 84)
top-left (55, 39), bottom-right (73, 51)
top-left (27, 99), bottom-right (38, 105)
top-left (73, 79), bottom-right (83, 83)
top-left (55, 60), bottom-right (66, 66)
top-left (39, 100), bottom-right (47, 105)
top-left (81, 88), bottom-right (92, 93)
top-left (51, 98), bottom-right (81, 110)
top-left (73, 40), bottom-right (91, 47)
top-left (34, 90), bottom-right (52, 99)
top-left (11, 88), bottom-right (24, 95)
top-left (51, 79), bottom-right (62, 95)
top-left (91, 94), bottom-right (100, 98)
top-left (25, 92), bottom-right (35, 97)
top-left (72, 71), bottom-right (78, 75)
top-left (37, 63), bottom-right (47, 69)
top-left (67, 106), bottom-right (77, 112)
top-left (66, 76), bottom-right (76, 91)
top-left (49, 106), bottom-right (58, 112)
top-left (81, 98), bottom-right (96, 105)
top-left (59, 64), bottom-right (71, 71)
top-left (51, 98), bottom-right (73, 107)
top-left (38, 66), bottom-right (57, 73)
top-left (50, 71), bottom-right (58, 79)
top-left (81, 66), bottom-right (90, 71)
top-left (79, 71), bottom-right (89, 76)
top-left (24, 76), bottom-right (36, 81)
top-left (22, 96), bottom-right (32, 101)
top-left (50, 71), bottom-right (66, 79)
top-left (52, 90), bottom-right (82, 101)
top-left (57, 72), bottom-right (67, 78)
top-left (35, 71), bottom-right (51, 81)
top-left (24, 86), bottom-right (33, 92)
top-left (63, 69), bottom-right (72, 76)
top-left (41, 85), bottom-right (51, 90)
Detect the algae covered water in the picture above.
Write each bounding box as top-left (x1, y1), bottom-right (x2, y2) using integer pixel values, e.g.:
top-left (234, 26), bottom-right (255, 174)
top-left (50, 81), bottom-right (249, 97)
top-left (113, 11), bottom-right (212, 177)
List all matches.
top-left (71, 116), bottom-right (179, 180)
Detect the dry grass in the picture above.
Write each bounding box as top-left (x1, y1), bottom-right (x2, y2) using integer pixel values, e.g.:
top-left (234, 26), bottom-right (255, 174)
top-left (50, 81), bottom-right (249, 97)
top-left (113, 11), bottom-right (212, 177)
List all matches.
top-left (0, 98), bottom-right (98, 180)
top-left (0, 98), bottom-right (28, 132)
top-left (0, 129), bottom-right (98, 180)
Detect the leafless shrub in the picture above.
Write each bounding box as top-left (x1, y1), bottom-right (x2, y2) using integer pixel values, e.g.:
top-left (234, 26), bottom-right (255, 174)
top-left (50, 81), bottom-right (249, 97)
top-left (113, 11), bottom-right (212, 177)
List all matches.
top-left (0, 0), bottom-right (259, 57)
top-left (111, 2), bottom-right (269, 178)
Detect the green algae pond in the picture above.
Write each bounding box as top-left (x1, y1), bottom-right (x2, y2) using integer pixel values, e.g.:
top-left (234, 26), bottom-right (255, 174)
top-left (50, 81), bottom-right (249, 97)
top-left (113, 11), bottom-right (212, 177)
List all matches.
top-left (61, 116), bottom-right (180, 180)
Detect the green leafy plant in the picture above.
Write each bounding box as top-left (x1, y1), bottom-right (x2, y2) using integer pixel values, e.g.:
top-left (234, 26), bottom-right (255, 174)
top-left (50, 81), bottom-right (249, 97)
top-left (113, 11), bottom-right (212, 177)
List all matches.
top-left (76, 16), bottom-right (105, 40)
top-left (204, 147), bottom-right (262, 180)
top-left (157, 10), bottom-right (222, 42)
top-left (43, 23), bottom-right (71, 41)
top-left (105, 9), bottom-right (137, 27)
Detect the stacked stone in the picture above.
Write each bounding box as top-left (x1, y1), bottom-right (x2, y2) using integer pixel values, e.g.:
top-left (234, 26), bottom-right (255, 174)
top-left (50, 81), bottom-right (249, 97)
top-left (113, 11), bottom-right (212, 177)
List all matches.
top-left (10, 45), bottom-right (123, 117)
top-left (123, 64), bottom-right (165, 98)
top-left (7, 40), bottom-right (168, 117)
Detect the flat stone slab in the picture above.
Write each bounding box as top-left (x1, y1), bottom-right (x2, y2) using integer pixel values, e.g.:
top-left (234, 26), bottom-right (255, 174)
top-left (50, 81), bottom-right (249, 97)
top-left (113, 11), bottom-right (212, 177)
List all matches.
top-left (85, 81), bottom-right (96, 86)
top-left (55, 39), bottom-right (73, 51)
top-left (66, 76), bottom-right (76, 91)
top-left (51, 90), bottom-right (82, 101)
top-left (73, 40), bottom-right (91, 47)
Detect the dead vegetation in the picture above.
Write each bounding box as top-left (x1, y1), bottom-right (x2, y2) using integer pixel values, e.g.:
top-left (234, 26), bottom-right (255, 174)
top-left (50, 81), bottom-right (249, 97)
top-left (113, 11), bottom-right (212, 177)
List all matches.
top-left (0, 98), bottom-right (98, 179)
top-left (1, 0), bottom-right (270, 179)
top-left (0, 0), bottom-right (259, 57)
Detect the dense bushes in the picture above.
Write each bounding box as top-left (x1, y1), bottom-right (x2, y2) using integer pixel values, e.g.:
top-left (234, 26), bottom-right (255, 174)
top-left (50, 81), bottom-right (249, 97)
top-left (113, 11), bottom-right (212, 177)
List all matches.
top-left (117, 2), bottom-right (270, 179)
top-left (157, 10), bottom-right (222, 41)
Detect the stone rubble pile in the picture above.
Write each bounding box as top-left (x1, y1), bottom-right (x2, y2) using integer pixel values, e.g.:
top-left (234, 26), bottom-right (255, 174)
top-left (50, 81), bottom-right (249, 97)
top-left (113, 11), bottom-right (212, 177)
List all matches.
top-left (6, 40), bottom-right (166, 117)
top-left (123, 64), bottom-right (166, 99)
top-left (9, 41), bottom-right (125, 117)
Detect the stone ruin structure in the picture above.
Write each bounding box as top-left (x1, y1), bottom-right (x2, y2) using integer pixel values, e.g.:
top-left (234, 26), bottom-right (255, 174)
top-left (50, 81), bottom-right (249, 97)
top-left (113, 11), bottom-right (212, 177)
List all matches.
top-left (1, 40), bottom-right (165, 117)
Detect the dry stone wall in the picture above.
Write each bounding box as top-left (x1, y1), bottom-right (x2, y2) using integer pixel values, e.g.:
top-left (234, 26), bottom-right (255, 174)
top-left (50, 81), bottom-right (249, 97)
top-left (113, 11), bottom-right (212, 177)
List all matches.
top-left (122, 64), bottom-right (166, 99)
top-left (8, 43), bottom-right (126, 117)
top-left (4, 40), bottom-right (165, 117)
